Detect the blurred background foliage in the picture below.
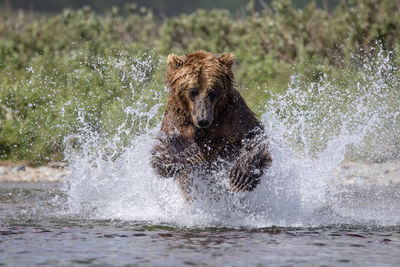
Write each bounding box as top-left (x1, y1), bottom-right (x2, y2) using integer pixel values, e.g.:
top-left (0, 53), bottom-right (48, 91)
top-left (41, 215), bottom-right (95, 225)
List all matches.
top-left (1, 0), bottom-right (341, 16)
top-left (0, 0), bottom-right (399, 163)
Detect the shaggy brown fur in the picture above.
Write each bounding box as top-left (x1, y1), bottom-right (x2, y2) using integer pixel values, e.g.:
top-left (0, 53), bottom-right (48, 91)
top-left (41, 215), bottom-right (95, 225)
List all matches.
top-left (151, 51), bottom-right (271, 199)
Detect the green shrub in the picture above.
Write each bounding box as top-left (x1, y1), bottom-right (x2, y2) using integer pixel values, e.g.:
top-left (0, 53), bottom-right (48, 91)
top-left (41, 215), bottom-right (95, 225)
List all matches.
top-left (0, 0), bottom-right (399, 163)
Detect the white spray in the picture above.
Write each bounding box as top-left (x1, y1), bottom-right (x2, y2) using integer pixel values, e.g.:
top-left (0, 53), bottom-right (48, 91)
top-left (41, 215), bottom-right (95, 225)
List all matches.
top-left (64, 49), bottom-right (400, 228)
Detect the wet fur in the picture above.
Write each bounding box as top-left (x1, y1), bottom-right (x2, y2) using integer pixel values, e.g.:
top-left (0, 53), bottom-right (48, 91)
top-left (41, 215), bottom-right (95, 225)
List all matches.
top-left (151, 51), bottom-right (271, 199)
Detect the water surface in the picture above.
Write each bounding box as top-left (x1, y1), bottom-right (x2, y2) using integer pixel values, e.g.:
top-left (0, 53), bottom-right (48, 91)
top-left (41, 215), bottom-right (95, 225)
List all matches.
top-left (1, 182), bottom-right (400, 266)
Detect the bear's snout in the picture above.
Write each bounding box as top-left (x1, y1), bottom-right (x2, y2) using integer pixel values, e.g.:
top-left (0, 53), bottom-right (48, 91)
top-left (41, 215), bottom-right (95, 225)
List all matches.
top-left (193, 98), bottom-right (213, 128)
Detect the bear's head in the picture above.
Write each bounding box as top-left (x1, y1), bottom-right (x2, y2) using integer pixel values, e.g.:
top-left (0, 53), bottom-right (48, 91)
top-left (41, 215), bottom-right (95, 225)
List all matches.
top-left (166, 51), bottom-right (235, 129)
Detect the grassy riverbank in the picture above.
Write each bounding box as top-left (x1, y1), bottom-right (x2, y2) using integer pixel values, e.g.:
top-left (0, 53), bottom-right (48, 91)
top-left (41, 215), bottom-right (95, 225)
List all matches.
top-left (1, 0), bottom-right (400, 164)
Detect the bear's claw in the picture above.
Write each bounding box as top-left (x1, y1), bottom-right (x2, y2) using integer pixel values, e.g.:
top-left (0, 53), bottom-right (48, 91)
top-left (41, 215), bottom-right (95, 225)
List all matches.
top-left (229, 161), bottom-right (261, 193)
top-left (179, 144), bottom-right (205, 166)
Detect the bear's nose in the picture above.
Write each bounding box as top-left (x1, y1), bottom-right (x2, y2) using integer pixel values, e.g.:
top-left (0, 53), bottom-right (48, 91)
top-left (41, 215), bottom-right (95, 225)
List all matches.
top-left (197, 120), bottom-right (210, 128)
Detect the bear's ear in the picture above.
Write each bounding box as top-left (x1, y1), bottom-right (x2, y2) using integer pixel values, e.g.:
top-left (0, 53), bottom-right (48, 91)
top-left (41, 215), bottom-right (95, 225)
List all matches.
top-left (219, 53), bottom-right (235, 69)
top-left (167, 54), bottom-right (186, 69)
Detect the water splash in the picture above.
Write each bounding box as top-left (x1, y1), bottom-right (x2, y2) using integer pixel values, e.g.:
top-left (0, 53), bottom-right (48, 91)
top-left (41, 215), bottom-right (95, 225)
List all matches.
top-left (64, 49), bottom-right (400, 228)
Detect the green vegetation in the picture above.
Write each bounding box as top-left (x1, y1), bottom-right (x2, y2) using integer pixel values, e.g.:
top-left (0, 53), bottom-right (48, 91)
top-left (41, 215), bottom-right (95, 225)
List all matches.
top-left (1, 0), bottom-right (400, 163)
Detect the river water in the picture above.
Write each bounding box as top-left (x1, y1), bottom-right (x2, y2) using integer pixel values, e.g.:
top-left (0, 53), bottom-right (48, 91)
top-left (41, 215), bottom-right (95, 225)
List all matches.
top-left (1, 182), bottom-right (400, 266)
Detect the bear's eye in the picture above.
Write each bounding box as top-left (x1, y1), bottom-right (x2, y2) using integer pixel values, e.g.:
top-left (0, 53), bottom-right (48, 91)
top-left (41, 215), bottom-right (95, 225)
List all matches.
top-left (188, 89), bottom-right (198, 100)
top-left (208, 91), bottom-right (216, 101)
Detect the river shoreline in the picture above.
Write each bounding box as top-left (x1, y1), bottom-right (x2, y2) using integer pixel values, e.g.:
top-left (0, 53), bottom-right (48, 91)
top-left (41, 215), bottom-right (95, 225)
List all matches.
top-left (1, 159), bottom-right (400, 185)
top-left (0, 161), bottom-right (70, 182)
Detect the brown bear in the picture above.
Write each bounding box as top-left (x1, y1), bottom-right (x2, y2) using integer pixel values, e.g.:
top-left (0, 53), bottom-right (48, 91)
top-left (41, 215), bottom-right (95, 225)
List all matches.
top-left (151, 51), bottom-right (271, 199)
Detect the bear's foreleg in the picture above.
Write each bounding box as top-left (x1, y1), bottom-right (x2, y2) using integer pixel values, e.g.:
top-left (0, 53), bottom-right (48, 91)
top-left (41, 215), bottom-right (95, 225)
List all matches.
top-left (176, 172), bottom-right (194, 201)
top-left (229, 138), bottom-right (271, 192)
top-left (151, 136), bottom-right (205, 177)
